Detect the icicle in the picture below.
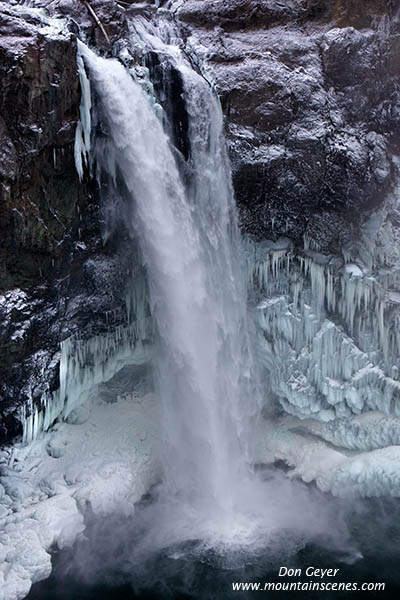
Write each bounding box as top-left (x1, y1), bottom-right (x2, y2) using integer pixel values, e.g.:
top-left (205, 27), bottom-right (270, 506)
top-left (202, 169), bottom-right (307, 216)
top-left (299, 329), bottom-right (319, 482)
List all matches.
top-left (247, 233), bottom-right (400, 423)
top-left (22, 273), bottom-right (152, 443)
top-left (74, 40), bottom-right (92, 180)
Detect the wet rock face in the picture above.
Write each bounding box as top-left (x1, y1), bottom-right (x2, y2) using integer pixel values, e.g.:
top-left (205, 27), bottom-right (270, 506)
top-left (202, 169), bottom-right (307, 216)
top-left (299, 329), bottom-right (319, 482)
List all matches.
top-left (0, 0), bottom-right (164, 442)
top-left (179, 0), bottom-right (396, 31)
top-left (146, 51), bottom-right (190, 161)
top-left (0, 5), bottom-right (78, 285)
top-left (178, 0), bottom-right (400, 247)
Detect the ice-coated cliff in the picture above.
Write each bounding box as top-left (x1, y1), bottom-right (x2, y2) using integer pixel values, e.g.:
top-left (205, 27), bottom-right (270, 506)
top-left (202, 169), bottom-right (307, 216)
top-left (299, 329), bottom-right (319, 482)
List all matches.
top-left (2, 0), bottom-right (400, 443)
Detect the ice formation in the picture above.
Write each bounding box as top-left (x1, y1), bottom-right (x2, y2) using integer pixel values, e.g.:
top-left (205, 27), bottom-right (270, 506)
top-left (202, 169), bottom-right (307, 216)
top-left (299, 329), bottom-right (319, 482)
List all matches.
top-left (247, 196), bottom-right (400, 424)
top-left (74, 42), bottom-right (92, 181)
top-left (21, 273), bottom-right (152, 443)
top-left (246, 190), bottom-right (400, 496)
top-left (259, 417), bottom-right (400, 498)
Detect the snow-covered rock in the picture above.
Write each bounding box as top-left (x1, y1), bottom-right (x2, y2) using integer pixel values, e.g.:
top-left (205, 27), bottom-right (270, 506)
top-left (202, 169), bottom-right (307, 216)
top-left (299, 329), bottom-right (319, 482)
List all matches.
top-left (0, 390), bottom-right (160, 600)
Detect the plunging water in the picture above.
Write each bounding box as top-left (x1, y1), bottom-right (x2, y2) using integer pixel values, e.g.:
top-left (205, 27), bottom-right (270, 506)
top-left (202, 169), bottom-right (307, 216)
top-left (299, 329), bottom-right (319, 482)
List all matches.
top-left (76, 42), bottom-right (353, 558)
top-left (80, 41), bottom-right (262, 544)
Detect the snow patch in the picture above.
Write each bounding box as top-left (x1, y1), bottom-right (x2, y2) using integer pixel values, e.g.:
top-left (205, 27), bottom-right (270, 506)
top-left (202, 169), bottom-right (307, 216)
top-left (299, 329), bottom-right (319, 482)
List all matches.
top-left (1, 392), bottom-right (159, 600)
top-left (260, 418), bottom-right (400, 498)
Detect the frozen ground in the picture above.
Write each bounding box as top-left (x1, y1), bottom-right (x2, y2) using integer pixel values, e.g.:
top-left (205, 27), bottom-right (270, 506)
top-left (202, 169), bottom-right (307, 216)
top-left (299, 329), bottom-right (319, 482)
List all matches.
top-left (4, 365), bottom-right (400, 600)
top-left (0, 388), bottom-right (160, 600)
top-left (260, 412), bottom-right (400, 498)
top-left (3, 392), bottom-right (400, 599)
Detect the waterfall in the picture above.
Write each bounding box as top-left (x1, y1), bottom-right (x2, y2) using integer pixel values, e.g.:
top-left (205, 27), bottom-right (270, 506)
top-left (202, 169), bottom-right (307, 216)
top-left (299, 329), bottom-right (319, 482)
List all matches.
top-left (75, 40), bottom-right (272, 545)
top-left (74, 39), bottom-right (348, 556)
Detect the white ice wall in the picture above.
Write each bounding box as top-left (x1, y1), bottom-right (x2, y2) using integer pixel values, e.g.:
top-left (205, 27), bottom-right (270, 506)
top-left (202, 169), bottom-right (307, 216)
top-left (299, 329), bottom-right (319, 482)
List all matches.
top-left (248, 192), bottom-right (400, 427)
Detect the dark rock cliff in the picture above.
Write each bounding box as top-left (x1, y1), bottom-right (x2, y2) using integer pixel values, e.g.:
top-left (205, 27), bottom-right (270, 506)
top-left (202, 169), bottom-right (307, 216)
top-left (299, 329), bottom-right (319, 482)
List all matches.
top-left (1, 0), bottom-right (399, 441)
top-left (178, 0), bottom-right (400, 248)
top-left (0, 2), bottom-right (132, 441)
